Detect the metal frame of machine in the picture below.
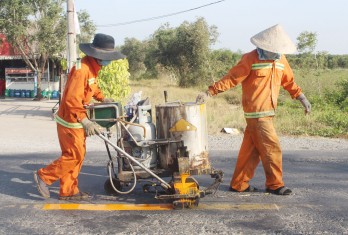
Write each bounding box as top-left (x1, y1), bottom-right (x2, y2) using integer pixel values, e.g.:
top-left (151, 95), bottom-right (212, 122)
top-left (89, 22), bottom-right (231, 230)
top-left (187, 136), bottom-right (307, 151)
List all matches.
top-left (86, 99), bottom-right (223, 209)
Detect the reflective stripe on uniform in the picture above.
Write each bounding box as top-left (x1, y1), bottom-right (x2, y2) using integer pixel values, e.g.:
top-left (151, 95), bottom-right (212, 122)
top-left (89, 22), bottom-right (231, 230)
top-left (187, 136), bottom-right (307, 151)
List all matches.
top-left (244, 110), bottom-right (275, 118)
top-left (275, 62), bottom-right (284, 70)
top-left (88, 78), bottom-right (95, 85)
top-left (54, 114), bottom-right (83, 129)
top-left (251, 63), bottom-right (272, 70)
top-left (76, 59), bottom-right (81, 70)
top-left (251, 62), bottom-right (284, 70)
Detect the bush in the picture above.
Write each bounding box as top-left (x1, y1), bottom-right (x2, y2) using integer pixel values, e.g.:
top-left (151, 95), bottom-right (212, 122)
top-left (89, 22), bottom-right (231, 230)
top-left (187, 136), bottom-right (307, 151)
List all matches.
top-left (221, 88), bottom-right (242, 105)
top-left (324, 79), bottom-right (348, 110)
top-left (98, 59), bottom-right (131, 103)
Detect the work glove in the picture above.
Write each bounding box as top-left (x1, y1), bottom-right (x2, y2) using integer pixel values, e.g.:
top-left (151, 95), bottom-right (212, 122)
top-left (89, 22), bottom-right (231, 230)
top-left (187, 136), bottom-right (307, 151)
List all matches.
top-left (81, 118), bottom-right (101, 136)
top-left (196, 91), bottom-right (211, 104)
top-left (296, 93), bottom-right (311, 115)
top-left (103, 97), bottom-right (114, 103)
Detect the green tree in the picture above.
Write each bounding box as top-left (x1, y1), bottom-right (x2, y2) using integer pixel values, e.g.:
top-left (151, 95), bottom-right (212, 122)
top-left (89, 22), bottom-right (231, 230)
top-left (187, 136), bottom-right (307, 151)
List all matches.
top-left (327, 55), bottom-right (338, 69)
top-left (296, 31), bottom-right (318, 69)
top-left (209, 49), bottom-right (242, 79)
top-left (151, 18), bottom-right (218, 87)
top-left (337, 55), bottom-right (348, 68)
top-left (0, 0), bottom-right (66, 99)
top-left (143, 38), bottom-right (160, 79)
top-left (76, 9), bottom-right (96, 44)
top-left (297, 31), bottom-right (317, 53)
top-left (316, 51), bottom-right (329, 69)
top-left (121, 38), bottom-right (147, 79)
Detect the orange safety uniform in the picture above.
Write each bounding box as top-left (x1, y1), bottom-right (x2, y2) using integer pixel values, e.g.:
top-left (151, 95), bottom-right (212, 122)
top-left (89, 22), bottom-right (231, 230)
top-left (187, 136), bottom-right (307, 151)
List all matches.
top-left (208, 49), bottom-right (302, 191)
top-left (38, 56), bottom-right (105, 197)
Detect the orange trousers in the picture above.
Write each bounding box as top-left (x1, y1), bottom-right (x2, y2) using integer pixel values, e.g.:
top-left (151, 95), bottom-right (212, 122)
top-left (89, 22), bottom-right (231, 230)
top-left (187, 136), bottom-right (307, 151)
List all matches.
top-left (38, 124), bottom-right (86, 197)
top-left (230, 116), bottom-right (284, 191)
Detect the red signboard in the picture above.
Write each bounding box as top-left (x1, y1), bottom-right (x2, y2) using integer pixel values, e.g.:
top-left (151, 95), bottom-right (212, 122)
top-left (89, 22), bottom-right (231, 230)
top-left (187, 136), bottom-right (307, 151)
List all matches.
top-left (0, 34), bottom-right (20, 56)
top-left (5, 68), bottom-right (33, 74)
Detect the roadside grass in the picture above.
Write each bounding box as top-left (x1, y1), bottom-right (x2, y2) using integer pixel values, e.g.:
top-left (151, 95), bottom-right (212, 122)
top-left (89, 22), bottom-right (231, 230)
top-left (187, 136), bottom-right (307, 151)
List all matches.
top-left (126, 69), bottom-right (348, 138)
top-left (276, 69), bottom-right (348, 138)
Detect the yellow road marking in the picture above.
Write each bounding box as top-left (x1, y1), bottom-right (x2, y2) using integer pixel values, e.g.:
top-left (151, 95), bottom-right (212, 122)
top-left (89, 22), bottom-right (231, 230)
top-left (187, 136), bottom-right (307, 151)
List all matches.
top-left (43, 203), bottom-right (173, 211)
top-left (42, 203), bottom-right (279, 211)
top-left (0, 203), bottom-right (279, 211)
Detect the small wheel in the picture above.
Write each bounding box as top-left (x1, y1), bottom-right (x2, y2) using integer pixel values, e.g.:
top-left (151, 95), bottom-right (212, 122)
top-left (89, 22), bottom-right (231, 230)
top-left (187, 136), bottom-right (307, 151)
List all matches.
top-left (104, 178), bottom-right (122, 195)
top-left (173, 200), bottom-right (185, 210)
top-left (193, 197), bottom-right (200, 207)
top-left (173, 200), bottom-right (191, 209)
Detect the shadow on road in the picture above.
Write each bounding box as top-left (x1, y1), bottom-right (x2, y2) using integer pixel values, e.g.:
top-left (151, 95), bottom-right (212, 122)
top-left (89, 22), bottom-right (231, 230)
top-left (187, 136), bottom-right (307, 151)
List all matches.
top-left (0, 152), bottom-right (170, 204)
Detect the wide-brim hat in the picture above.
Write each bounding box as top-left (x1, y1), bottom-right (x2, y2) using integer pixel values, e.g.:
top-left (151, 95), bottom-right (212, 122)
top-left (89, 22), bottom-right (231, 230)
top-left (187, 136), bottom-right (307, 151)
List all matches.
top-left (250, 24), bottom-right (297, 54)
top-left (79, 33), bottom-right (126, 60)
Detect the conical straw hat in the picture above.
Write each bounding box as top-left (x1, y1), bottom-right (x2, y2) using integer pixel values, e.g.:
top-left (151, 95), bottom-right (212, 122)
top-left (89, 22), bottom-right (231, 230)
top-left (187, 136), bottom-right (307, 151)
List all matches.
top-left (250, 24), bottom-right (297, 54)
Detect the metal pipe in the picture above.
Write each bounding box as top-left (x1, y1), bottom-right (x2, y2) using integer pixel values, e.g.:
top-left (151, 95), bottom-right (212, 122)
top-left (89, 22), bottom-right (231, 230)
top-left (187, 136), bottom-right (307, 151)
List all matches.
top-left (117, 118), bottom-right (147, 138)
top-left (98, 134), bottom-right (172, 189)
top-left (118, 122), bottom-right (144, 147)
top-left (125, 115), bottom-right (137, 129)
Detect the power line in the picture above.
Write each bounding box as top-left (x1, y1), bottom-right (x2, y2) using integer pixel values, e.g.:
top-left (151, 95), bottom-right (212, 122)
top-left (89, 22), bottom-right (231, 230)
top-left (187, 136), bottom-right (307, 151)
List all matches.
top-left (96, 0), bottom-right (226, 28)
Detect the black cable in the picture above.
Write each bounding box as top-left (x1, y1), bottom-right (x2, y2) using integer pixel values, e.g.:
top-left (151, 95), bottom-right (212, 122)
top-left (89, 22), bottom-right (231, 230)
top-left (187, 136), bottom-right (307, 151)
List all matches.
top-left (96, 0), bottom-right (226, 27)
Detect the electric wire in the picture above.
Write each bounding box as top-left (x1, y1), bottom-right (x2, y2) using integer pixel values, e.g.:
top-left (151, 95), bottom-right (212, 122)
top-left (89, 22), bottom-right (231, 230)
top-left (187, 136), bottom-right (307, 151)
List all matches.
top-left (96, 0), bottom-right (226, 28)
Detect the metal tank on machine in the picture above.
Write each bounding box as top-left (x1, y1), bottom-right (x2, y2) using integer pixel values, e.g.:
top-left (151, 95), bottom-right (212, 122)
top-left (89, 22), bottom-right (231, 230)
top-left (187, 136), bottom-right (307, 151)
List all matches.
top-left (123, 104), bottom-right (157, 169)
top-left (155, 101), bottom-right (211, 175)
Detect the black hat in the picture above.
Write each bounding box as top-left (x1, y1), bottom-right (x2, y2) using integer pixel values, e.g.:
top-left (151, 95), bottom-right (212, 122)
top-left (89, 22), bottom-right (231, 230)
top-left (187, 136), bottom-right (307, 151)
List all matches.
top-left (79, 33), bottom-right (126, 60)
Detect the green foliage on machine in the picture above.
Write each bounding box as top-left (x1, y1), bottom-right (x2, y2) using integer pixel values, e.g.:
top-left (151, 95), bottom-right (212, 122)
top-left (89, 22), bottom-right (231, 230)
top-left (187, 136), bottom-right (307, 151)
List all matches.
top-left (98, 59), bottom-right (131, 103)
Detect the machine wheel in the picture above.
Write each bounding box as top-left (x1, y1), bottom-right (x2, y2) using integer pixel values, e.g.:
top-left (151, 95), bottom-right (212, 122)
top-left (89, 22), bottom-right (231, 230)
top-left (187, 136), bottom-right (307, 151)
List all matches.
top-left (104, 178), bottom-right (122, 195)
top-left (173, 200), bottom-right (188, 209)
top-left (172, 198), bottom-right (199, 209)
top-left (193, 196), bottom-right (200, 207)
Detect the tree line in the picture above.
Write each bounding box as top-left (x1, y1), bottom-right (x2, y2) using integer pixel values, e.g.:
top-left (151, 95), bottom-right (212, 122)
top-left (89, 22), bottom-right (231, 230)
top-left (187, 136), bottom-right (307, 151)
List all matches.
top-left (287, 53), bottom-right (348, 70)
top-left (120, 20), bottom-right (348, 87)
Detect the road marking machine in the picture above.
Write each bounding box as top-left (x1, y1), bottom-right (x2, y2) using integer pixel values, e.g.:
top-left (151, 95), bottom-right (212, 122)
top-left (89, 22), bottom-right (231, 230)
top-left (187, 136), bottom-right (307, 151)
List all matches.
top-left (87, 94), bottom-right (223, 209)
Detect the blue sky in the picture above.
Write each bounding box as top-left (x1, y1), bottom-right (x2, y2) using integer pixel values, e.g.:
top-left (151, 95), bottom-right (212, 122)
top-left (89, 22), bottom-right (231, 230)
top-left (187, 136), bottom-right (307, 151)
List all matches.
top-left (75, 0), bottom-right (348, 55)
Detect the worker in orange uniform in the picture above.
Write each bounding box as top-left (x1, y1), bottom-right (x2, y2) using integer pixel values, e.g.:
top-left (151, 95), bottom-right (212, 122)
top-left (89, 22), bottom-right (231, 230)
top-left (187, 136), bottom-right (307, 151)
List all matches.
top-left (33, 33), bottom-right (125, 200)
top-left (196, 24), bottom-right (311, 195)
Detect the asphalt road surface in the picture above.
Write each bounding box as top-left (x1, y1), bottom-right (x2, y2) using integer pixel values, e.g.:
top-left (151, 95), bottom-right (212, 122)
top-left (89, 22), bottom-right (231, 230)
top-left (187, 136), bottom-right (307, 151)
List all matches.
top-left (0, 99), bottom-right (347, 235)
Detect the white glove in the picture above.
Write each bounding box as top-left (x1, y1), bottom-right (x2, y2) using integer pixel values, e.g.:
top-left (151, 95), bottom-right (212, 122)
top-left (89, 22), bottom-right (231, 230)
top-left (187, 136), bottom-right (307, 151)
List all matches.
top-left (196, 91), bottom-right (211, 104)
top-left (297, 93), bottom-right (311, 115)
top-left (81, 118), bottom-right (101, 136)
top-left (103, 97), bottom-right (114, 103)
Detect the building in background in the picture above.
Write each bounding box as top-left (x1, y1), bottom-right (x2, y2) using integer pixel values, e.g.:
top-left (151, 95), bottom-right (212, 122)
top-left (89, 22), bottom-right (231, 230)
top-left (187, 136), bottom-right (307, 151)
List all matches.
top-left (0, 33), bottom-right (60, 99)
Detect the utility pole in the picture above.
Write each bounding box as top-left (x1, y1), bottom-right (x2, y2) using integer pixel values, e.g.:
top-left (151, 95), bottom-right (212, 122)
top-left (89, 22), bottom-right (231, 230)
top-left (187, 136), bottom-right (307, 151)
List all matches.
top-left (60, 0), bottom-right (77, 99)
top-left (67, 0), bottom-right (77, 72)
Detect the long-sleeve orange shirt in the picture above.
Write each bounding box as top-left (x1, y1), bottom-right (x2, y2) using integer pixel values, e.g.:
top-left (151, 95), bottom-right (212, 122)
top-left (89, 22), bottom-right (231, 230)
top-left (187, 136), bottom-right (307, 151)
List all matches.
top-left (55, 56), bottom-right (105, 128)
top-left (208, 49), bottom-right (302, 118)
